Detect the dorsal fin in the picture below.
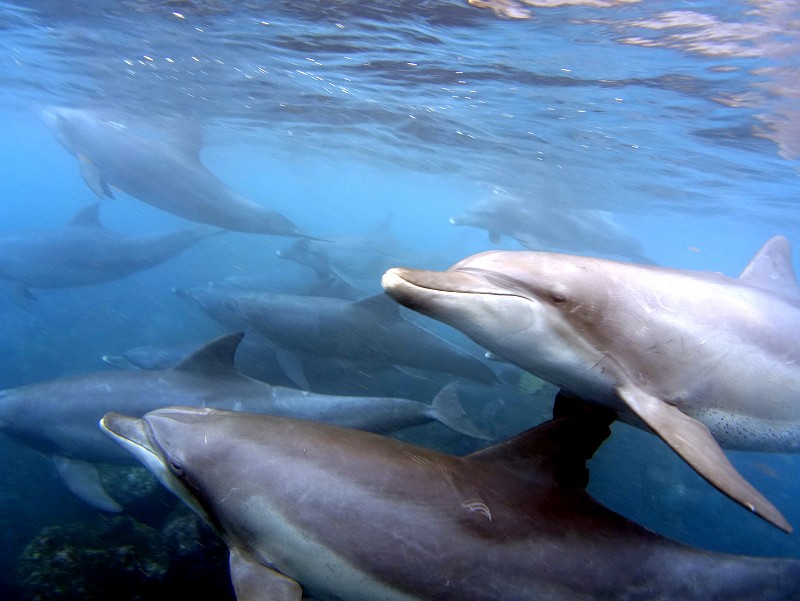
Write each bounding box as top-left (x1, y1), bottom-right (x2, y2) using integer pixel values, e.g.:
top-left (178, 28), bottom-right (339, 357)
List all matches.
top-left (739, 236), bottom-right (800, 299)
top-left (69, 203), bottom-right (103, 228)
top-left (169, 126), bottom-right (204, 159)
top-left (467, 392), bottom-right (615, 490)
top-left (173, 332), bottom-right (244, 375)
top-left (353, 293), bottom-right (402, 318)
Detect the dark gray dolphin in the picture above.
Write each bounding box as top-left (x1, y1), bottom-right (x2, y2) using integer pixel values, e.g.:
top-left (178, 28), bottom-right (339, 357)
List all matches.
top-left (226, 291), bottom-right (499, 386)
top-left (41, 106), bottom-right (309, 237)
top-left (0, 203), bottom-right (211, 302)
top-left (101, 402), bottom-right (800, 601)
top-left (0, 333), bottom-right (485, 512)
top-left (382, 236), bottom-right (800, 533)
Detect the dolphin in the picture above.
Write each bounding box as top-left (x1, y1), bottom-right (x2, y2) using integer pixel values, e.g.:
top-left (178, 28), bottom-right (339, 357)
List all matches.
top-left (100, 401), bottom-right (800, 601)
top-left (382, 236), bottom-right (800, 533)
top-left (41, 106), bottom-right (310, 237)
top-left (173, 285), bottom-right (359, 389)
top-left (451, 189), bottom-right (652, 263)
top-left (0, 333), bottom-right (486, 513)
top-left (225, 291), bottom-right (500, 387)
top-left (0, 202), bottom-right (212, 302)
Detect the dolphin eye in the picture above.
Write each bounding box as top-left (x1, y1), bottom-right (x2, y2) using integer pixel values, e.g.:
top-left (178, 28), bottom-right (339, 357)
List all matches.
top-left (550, 292), bottom-right (567, 304)
top-left (168, 460), bottom-right (184, 476)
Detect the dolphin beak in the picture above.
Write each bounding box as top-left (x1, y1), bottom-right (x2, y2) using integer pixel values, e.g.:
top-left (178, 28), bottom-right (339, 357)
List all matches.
top-left (100, 412), bottom-right (153, 451)
top-left (382, 267), bottom-right (511, 301)
top-left (100, 410), bottom-right (215, 526)
top-left (100, 412), bottom-right (169, 480)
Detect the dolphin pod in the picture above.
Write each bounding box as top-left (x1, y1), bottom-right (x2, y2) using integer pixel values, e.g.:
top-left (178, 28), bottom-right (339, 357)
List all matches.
top-left (41, 106), bottom-right (312, 237)
top-left (0, 333), bottom-right (486, 512)
top-left (382, 236), bottom-right (800, 533)
top-left (101, 402), bottom-right (800, 601)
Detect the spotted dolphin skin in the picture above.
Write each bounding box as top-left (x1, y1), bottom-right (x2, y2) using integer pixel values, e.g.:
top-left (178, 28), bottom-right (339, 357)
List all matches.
top-left (382, 236), bottom-right (800, 533)
top-left (41, 106), bottom-right (308, 237)
top-left (101, 404), bottom-right (800, 601)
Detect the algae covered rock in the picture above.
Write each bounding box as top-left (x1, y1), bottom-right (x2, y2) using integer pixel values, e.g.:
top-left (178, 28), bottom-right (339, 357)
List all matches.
top-left (15, 515), bottom-right (168, 601)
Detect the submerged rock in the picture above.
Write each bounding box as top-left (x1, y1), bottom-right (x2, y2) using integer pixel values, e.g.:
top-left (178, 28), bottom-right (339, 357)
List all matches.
top-left (13, 508), bottom-right (233, 601)
top-left (15, 516), bottom-right (168, 601)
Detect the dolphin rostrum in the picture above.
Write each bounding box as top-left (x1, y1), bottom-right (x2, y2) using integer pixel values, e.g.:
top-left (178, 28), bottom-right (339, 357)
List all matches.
top-left (382, 236), bottom-right (800, 533)
top-left (41, 106), bottom-right (310, 237)
top-left (0, 333), bottom-right (485, 512)
top-left (101, 401), bottom-right (800, 601)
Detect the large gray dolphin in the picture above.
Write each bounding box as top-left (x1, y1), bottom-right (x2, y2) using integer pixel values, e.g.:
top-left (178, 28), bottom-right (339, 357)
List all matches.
top-left (101, 403), bottom-right (800, 601)
top-left (41, 106), bottom-right (309, 236)
top-left (0, 333), bottom-right (485, 513)
top-left (382, 236), bottom-right (800, 533)
top-left (0, 202), bottom-right (211, 302)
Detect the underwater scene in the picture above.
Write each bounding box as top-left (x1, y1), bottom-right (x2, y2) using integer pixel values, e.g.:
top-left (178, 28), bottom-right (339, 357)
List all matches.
top-left (0, 0), bottom-right (799, 599)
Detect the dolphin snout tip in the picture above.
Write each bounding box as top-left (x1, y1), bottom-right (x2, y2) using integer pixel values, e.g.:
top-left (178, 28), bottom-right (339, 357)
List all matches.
top-left (448, 217), bottom-right (457, 225)
top-left (100, 411), bottom-right (139, 438)
top-left (381, 268), bottom-right (411, 293)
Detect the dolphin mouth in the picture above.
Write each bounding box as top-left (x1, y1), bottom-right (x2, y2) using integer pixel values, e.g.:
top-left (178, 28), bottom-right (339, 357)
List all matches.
top-left (100, 412), bottom-right (176, 483)
top-left (101, 409), bottom-right (218, 529)
top-left (100, 413), bottom-right (158, 458)
top-left (382, 267), bottom-right (520, 299)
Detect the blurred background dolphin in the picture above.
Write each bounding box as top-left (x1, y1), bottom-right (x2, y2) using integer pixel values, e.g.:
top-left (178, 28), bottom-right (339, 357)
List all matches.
top-left (41, 106), bottom-right (314, 237)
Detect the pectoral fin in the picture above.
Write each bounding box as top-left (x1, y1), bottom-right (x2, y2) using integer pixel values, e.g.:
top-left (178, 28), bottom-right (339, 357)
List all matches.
top-left (52, 455), bottom-right (122, 513)
top-left (229, 547), bottom-right (302, 601)
top-left (616, 384), bottom-right (791, 533)
top-left (275, 349), bottom-right (310, 391)
top-left (78, 159), bottom-right (114, 199)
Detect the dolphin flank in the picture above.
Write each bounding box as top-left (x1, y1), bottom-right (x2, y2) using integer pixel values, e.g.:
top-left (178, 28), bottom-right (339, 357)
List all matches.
top-left (381, 236), bottom-right (800, 533)
top-left (101, 402), bottom-right (800, 601)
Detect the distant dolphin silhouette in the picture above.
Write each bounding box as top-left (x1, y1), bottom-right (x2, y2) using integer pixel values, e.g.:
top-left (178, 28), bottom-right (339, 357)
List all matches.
top-left (0, 202), bottom-right (211, 303)
top-left (451, 189), bottom-right (653, 263)
top-left (41, 106), bottom-right (312, 237)
top-left (383, 236), bottom-right (800, 533)
top-left (102, 400), bottom-right (800, 601)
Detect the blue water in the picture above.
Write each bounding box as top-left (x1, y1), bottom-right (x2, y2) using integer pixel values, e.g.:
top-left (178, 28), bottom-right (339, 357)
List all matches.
top-left (0, 0), bottom-right (799, 598)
